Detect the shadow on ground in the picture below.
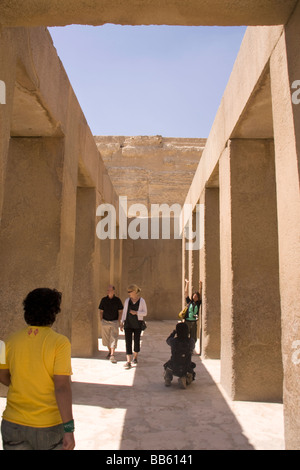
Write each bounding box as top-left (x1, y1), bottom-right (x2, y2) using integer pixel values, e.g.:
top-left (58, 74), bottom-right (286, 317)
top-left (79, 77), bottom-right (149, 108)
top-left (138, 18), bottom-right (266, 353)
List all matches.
top-left (72, 322), bottom-right (254, 450)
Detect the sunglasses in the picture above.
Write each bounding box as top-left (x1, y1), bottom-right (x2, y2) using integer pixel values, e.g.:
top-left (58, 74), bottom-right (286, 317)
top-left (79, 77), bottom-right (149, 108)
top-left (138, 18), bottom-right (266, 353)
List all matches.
top-left (127, 290), bottom-right (133, 293)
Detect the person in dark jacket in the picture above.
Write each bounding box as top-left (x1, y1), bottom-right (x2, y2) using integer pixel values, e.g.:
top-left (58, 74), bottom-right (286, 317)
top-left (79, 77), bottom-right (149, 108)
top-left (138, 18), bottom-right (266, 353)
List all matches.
top-left (163, 322), bottom-right (196, 389)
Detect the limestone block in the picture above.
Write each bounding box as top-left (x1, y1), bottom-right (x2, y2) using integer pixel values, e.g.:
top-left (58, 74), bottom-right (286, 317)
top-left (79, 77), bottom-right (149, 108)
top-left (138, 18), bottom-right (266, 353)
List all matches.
top-left (0, 0), bottom-right (297, 27)
top-left (95, 135), bottom-right (205, 209)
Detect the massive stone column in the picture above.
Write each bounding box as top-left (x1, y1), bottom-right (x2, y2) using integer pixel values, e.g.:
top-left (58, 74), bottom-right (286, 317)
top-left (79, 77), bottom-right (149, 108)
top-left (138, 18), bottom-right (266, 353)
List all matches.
top-left (191, 210), bottom-right (200, 292)
top-left (0, 28), bottom-right (15, 223)
top-left (71, 187), bottom-right (99, 357)
top-left (96, 225), bottom-right (111, 341)
top-left (270, 2), bottom-right (300, 449)
top-left (219, 139), bottom-right (282, 402)
top-left (117, 237), bottom-right (123, 295)
top-left (201, 187), bottom-right (220, 359)
top-left (181, 228), bottom-right (187, 310)
top-left (110, 238), bottom-right (115, 285)
top-left (0, 137), bottom-right (76, 338)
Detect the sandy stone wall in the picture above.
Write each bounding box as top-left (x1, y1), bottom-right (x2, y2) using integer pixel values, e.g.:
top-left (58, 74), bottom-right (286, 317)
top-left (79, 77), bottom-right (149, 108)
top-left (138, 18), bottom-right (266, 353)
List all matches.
top-left (183, 19), bottom-right (300, 449)
top-left (0, 27), bottom-right (118, 358)
top-left (95, 135), bottom-right (206, 209)
top-left (0, 0), bottom-right (297, 27)
top-left (95, 135), bottom-right (206, 320)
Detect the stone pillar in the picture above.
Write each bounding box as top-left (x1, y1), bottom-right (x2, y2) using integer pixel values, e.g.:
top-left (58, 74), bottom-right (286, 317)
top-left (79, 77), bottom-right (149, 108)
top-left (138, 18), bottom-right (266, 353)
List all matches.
top-left (201, 187), bottom-right (221, 359)
top-left (219, 139), bottom-right (282, 402)
top-left (0, 137), bottom-right (75, 339)
top-left (185, 213), bottom-right (197, 299)
top-left (118, 238), bottom-right (123, 295)
top-left (0, 29), bottom-right (15, 222)
top-left (191, 209), bottom-right (201, 350)
top-left (71, 187), bottom-right (99, 357)
top-left (187, 225), bottom-right (193, 300)
top-left (110, 238), bottom-right (115, 285)
top-left (181, 228), bottom-right (187, 309)
top-left (191, 210), bottom-right (200, 293)
top-left (270, 4), bottom-right (300, 448)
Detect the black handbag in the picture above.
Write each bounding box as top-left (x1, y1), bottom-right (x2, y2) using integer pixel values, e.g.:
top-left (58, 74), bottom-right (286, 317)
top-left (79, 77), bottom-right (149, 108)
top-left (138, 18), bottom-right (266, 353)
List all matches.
top-left (139, 320), bottom-right (147, 331)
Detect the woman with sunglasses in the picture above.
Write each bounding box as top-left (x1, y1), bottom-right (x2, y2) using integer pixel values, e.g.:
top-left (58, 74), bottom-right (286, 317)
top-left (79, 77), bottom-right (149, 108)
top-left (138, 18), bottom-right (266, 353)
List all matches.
top-left (120, 284), bottom-right (147, 369)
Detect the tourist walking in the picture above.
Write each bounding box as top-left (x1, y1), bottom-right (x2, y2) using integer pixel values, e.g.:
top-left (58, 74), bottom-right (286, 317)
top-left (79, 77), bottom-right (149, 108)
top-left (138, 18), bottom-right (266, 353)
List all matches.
top-left (184, 279), bottom-right (202, 344)
top-left (99, 285), bottom-right (123, 363)
top-left (163, 322), bottom-right (196, 388)
top-left (120, 284), bottom-right (147, 369)
top-left (0, 288), bottom-right (75, 450)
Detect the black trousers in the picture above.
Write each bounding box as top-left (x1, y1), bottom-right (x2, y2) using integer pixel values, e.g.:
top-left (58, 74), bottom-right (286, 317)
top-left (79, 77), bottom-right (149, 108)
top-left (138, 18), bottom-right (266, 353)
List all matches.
top-left (124, 328), bottom-right (141, 355)
top-left (185, 320), bottom-right (197, 342)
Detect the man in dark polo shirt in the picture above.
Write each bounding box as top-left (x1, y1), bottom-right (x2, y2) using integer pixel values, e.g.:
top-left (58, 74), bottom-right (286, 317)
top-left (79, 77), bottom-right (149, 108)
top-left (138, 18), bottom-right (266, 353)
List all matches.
top-left (99, 285), bottom-right (123, 363)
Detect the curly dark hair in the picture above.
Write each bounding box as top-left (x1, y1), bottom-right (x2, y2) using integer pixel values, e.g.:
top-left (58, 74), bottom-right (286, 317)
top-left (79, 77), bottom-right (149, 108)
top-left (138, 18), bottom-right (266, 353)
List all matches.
top-left (23, 288), bottom-right (62, 326)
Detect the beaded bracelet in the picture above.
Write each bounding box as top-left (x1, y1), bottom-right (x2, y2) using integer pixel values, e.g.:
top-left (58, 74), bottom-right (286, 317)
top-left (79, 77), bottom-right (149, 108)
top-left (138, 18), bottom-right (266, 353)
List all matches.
top-left (63, 419), bottom-right (75, 433)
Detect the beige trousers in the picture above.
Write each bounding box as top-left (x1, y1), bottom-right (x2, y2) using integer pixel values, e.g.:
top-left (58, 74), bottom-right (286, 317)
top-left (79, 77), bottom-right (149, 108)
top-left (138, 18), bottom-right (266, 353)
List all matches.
top-left (101, 320), bottom-right (119, 349)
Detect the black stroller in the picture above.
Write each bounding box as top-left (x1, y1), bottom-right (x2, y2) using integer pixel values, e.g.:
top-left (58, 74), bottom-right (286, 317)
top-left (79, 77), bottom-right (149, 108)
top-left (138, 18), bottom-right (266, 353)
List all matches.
top-left (163, 323), bottom-right (196, 389)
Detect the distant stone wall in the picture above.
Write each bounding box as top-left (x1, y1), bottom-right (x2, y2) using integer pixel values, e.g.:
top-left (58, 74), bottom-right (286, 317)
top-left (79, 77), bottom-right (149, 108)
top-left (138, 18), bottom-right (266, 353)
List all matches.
top-left (95, 135), bottom-right (206, 209)
top-left (95, 135), bottom-right (206, 321)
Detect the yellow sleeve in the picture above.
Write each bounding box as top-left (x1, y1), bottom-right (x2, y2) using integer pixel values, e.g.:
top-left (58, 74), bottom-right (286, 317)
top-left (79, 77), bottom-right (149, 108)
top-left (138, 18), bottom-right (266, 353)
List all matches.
top-left (53, 336), bottom-right (72, 376)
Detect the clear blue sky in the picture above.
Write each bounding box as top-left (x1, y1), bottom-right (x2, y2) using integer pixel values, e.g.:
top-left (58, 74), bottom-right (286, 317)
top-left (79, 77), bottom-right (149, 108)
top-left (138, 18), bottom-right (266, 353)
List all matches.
top-left (49, 25), bottom-right (246, 138)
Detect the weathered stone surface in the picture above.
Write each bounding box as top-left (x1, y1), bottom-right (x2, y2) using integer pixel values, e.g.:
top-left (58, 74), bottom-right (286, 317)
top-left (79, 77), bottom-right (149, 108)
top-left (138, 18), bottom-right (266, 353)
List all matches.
top-left (0, 27), bottom-right (118, 351)
top-left (0, 0), bottom-right (297, 27)
top-left (95, 135), bottom-right (206, 209)
top-left (94, 135), bottom-right (206, 325)
top-left (183, 16), bottom-right (300, 450)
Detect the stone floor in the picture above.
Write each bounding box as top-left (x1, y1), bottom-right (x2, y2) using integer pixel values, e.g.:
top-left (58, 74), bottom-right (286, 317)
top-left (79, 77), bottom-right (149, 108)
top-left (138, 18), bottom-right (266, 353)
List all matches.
top-left (0, 321), bottom-right (285, 450)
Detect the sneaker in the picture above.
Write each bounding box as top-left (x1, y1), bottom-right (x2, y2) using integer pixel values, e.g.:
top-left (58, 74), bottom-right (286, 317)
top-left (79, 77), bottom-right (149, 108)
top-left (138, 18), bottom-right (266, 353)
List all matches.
top-left (186, 373), bottom-right (193, 385)
top-left (164, 369), bottom-right (173, 387)
top-left (124, 362), bottom-right (131, 369)
top-left (110, 355), bottom-right (117, 364)
top-left (178, 376), bottom-right (187, 389)
top-left (164, 376), bottom-right (172, 387)
top-left (133, 358), bottom-right (138, 364)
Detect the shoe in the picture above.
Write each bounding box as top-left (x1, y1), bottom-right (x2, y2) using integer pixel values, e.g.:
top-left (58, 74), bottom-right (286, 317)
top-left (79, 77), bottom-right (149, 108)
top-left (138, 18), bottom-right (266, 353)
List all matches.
top-left (164, 369), bottom-right (173, 387)
top-left (124, 362), bottom-right (131, 369)
top-left (164, 376), bottom-right (172, 387)
top-left (178, 376), bottom-right (187, 389)
top-left (110, 355), bottom-right (117, 363)
top-left (133, 358), bottom-right (138, 364)
top-left (186, 373), bottom-right (193, 385)
top-left (106, 352), bottom-right (111, 359)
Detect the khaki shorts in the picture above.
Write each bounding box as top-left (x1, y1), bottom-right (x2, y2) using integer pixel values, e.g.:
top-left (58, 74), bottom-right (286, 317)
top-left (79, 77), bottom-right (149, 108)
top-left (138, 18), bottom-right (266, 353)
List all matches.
top-left (101, 320), bottom-right (119, 349)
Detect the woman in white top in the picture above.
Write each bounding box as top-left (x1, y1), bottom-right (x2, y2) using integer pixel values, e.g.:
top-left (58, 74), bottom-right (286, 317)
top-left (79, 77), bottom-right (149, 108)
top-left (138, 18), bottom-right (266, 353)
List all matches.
top-left (120, 284), bottom-right (147, 369)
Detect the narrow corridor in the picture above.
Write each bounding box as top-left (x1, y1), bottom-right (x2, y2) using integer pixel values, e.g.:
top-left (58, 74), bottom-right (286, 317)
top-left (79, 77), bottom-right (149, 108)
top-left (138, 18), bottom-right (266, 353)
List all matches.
top-left (66, 321), bottom-right (284, 450)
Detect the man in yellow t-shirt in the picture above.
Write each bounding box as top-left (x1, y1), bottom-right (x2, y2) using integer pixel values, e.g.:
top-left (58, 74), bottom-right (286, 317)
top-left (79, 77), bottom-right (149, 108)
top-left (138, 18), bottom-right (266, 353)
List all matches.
top-left (0, 288), bottom-right (75, 450)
